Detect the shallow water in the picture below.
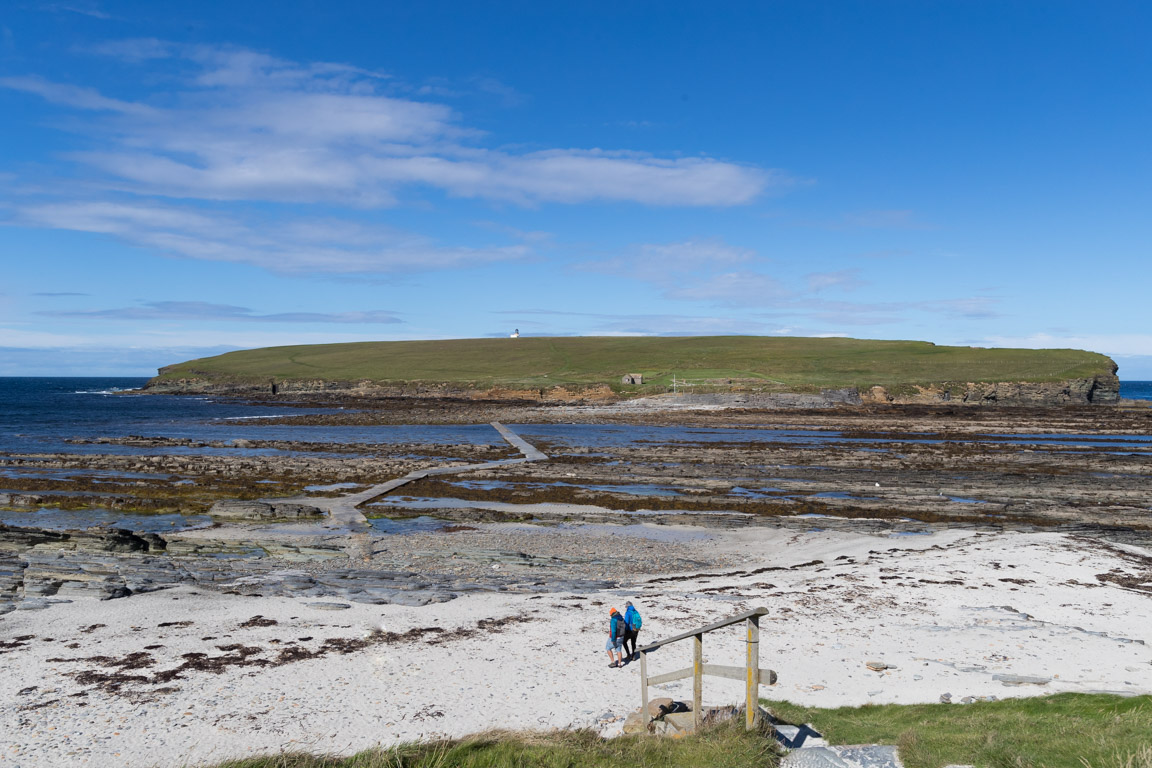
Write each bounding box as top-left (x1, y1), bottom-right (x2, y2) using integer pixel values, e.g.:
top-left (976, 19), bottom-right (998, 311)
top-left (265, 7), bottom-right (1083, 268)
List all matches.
top-left (368, 496), bottom-right (751, 516)
top-left (6, 380), bottom-right (1149, 461)
top-left (366, 515), bottom-right (456, 534)
top-left (0, 467), bottom-right (177, 481)
top-left (304, 482), bottom-right (363, 492)
top-left (0, 507), bottom-right (212, 532)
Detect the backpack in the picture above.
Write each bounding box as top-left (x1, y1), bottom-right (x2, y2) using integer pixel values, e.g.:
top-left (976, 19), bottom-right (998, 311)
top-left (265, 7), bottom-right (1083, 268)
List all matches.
top-left (628, 608), bottom-right (642, 630)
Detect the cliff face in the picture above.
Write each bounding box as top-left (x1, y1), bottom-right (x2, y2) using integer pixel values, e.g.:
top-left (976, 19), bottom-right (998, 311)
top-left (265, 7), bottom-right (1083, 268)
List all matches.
top-left (143, 376), bottom-right (619, 403)
top-left (145, 371), bottom-right (1123, 406)
top-left (860, 373), bottom-right (1121, 406)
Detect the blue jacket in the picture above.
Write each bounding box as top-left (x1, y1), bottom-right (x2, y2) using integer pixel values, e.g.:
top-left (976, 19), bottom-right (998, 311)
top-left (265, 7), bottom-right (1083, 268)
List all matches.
top-left (624, 605), bottom-right (641, 631)
top-left (610, 612), bottom-right (626, 640)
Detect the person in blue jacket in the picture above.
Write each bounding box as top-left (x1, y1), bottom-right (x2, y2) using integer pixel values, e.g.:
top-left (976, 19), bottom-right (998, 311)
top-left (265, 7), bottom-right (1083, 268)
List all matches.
top-left (622, 601), bottom-right (642, 661)
top-left (606, 607), bottom-right (626, 668)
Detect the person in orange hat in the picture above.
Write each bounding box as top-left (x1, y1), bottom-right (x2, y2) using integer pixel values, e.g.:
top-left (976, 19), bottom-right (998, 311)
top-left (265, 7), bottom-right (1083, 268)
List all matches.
top-left (605, 607), bottom-right (626, 668)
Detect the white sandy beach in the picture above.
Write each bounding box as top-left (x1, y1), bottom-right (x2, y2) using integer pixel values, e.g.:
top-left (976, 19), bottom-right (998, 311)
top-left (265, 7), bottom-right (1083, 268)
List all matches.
top-left (2, 524), bottom-right (1150, 767)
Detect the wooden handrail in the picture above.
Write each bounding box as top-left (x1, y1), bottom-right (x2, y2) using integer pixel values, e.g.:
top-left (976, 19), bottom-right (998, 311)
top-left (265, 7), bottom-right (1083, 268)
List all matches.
top-left (637, 606), bottom-right (773, 733)
top-left (637, 607), bottom-right (768, 653)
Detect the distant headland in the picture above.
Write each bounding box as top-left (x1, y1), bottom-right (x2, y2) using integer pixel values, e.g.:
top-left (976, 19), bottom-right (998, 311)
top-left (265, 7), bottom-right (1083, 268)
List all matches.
top-left (144, 336), bottom-right (1120, 406)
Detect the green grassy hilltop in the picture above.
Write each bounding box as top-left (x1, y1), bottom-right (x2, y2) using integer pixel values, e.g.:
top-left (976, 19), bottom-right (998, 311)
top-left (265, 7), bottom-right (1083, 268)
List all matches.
top-left (150, 336), bottom-right (1116, 395)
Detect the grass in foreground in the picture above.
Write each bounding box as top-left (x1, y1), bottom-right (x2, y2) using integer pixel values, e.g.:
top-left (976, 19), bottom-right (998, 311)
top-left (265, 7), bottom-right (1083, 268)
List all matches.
top-left (209, 694), bottom-right (1152, 768)
top-left (767, 693), bottom-right (1152, 768)
top-left (208, 723), bottom-right (780, 768)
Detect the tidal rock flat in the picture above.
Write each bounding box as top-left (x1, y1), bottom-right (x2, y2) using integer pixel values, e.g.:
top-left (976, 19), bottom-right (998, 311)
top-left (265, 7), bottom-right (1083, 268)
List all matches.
top-left (1, 400), bottom-right (1150, 766)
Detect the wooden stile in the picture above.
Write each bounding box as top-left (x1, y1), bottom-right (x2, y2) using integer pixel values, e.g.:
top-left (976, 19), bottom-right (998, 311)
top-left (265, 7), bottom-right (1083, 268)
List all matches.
top-left (635, 607), bottom-right (775, 733)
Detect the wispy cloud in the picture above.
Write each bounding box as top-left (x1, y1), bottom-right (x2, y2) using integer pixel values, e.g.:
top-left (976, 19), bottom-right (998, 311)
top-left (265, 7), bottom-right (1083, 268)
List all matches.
top-left (3, 41), bottom-right (778, 207)
top-left (0, 75), bottom-right (153, 115)
top-left (937, 297), bottom-right (1001, 319)
top-left (40, 300), bottom-right (403, 324)
top-left (807, 268), bottom-right (866, 292)
top-left (665, 272), bottom-right (790, 305)
top-left (0, 324), bottom-right (405, 350)
top-left (33, 291), bottom-right (89, 297)
top-left (579, 239), bottom-right (788, 306)
top-left (13, 200), bottom-right (528, 274)
top-left (494, 308), bottom-right (779, 336)
top-left (583, 239), bottom-right (755, 280)
top-left (38, 2), bottom-right (113, 20)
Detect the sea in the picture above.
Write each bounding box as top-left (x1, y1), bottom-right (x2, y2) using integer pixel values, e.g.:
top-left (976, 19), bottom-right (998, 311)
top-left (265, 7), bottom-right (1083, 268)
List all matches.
top-left (1, 377), bottom-right (1151, 458)
top-left (0, 377), bottom-right (504, 455)
top-left (1122, 381), bottom-right (1152, 401)
top-left (1, 377), bottom-right (1150, 532)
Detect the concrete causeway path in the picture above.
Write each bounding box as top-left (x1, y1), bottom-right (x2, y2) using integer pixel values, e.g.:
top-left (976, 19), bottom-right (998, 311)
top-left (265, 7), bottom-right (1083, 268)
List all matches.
top-left (490, 421), bottom-right (548, 460)
top-left (286, 422), bottom-right (549, 530)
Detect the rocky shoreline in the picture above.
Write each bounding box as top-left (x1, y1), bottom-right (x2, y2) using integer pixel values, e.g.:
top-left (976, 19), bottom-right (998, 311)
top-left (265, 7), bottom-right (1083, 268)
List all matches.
top-left (2, 399), bottom-right (1150, 618)
top-left (143, 373), bottom-right (1124, 407)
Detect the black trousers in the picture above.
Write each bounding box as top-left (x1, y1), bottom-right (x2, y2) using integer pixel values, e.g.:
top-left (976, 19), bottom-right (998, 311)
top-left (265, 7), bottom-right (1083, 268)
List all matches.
top-left (623, 627), bottom-right (639, 657)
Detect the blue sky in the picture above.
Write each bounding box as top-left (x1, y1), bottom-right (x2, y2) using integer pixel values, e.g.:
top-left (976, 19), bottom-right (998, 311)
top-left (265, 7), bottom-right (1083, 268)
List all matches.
top-left (2, 1), bottom-right (1150, 378)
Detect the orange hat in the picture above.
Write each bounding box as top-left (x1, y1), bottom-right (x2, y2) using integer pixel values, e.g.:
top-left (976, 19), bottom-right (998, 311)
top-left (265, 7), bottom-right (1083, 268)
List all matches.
top-left (609, 607), bottom-right (619, 614)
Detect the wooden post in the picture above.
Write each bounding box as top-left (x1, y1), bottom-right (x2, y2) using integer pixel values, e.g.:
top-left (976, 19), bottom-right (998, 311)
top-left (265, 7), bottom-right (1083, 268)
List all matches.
top-left (639, 651), bottom-right (649, 732)
top-left (693, 633), bottom-right (703, 732)
top-left (745, 615), bottom-right (759, 730)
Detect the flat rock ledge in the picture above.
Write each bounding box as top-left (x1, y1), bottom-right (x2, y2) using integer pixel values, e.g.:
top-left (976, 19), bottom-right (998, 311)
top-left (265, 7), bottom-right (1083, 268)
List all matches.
top-left (0, 524), bottom-right (617, 615)
top-left (208, 500), bottom-right (325, 521)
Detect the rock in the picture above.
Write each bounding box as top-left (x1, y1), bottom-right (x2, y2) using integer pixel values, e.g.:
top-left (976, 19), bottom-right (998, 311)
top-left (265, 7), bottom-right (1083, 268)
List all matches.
top-left (16, 598), bottom-right (51, 610)
top-left (646, 697), bottom-right (689, 719)
top-left (621, 710), bottom-right (647, 734)
top-left (866, 660), bottom-right (894, 671)
top-left (993, 674), bottom-right (1050, 686)
top-left (940, 692), bottom-right (953, 703)
top-left (780, 746), bottom-right (853, 767)
top-left (306, 601), bottom-right (351, 610)
top-left (208, 500), bottom-right (324, 520)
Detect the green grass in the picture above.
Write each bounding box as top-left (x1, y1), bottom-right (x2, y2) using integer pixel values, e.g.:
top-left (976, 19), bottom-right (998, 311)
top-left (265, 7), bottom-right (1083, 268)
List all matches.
top-left (151, 336), bottom-right (1116, 393)
top-left (204, 695), bottom-right (1152, 768)
top-left (766, 693), bottom-right (1152, 768)
top-left (206, 724), bottom-right (780, 768)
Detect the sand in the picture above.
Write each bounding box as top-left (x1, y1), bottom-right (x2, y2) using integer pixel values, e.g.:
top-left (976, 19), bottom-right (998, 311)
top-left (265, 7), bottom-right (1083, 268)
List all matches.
top-left (2, 524), bottom-right (1150, 767)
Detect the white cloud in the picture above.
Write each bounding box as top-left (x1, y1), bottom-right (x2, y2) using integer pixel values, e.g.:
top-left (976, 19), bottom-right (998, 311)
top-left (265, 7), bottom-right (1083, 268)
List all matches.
top-left (42, 301), bottom-right (404, 324)
top-left (2, 42), bottom-right (777, 207)
top-left (0, 75), bottom-right (153, 115)
top-left (806, 268), bottom-right (866, 292)
top-left (0, 325), bottom-right (404, 350)
top-left (14, 200), bottom-right (528, 274)
top-left (582, 238), bottom-right (756, 282)
top-left (83, 37), bottom-right (172, 62)
top-left (665, 272), bottom-right (790, 305)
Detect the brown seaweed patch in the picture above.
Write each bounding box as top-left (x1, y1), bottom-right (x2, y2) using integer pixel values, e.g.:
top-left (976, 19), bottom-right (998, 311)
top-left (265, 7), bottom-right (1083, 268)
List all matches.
top-left (238, 615), bottom-right (278, 628)
top-left (0, 634), bottom-right (35, 652)
top-left (49, 614), bottom-right (532, 698)
top-left (396, 476), bottom-right (1053, 527)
